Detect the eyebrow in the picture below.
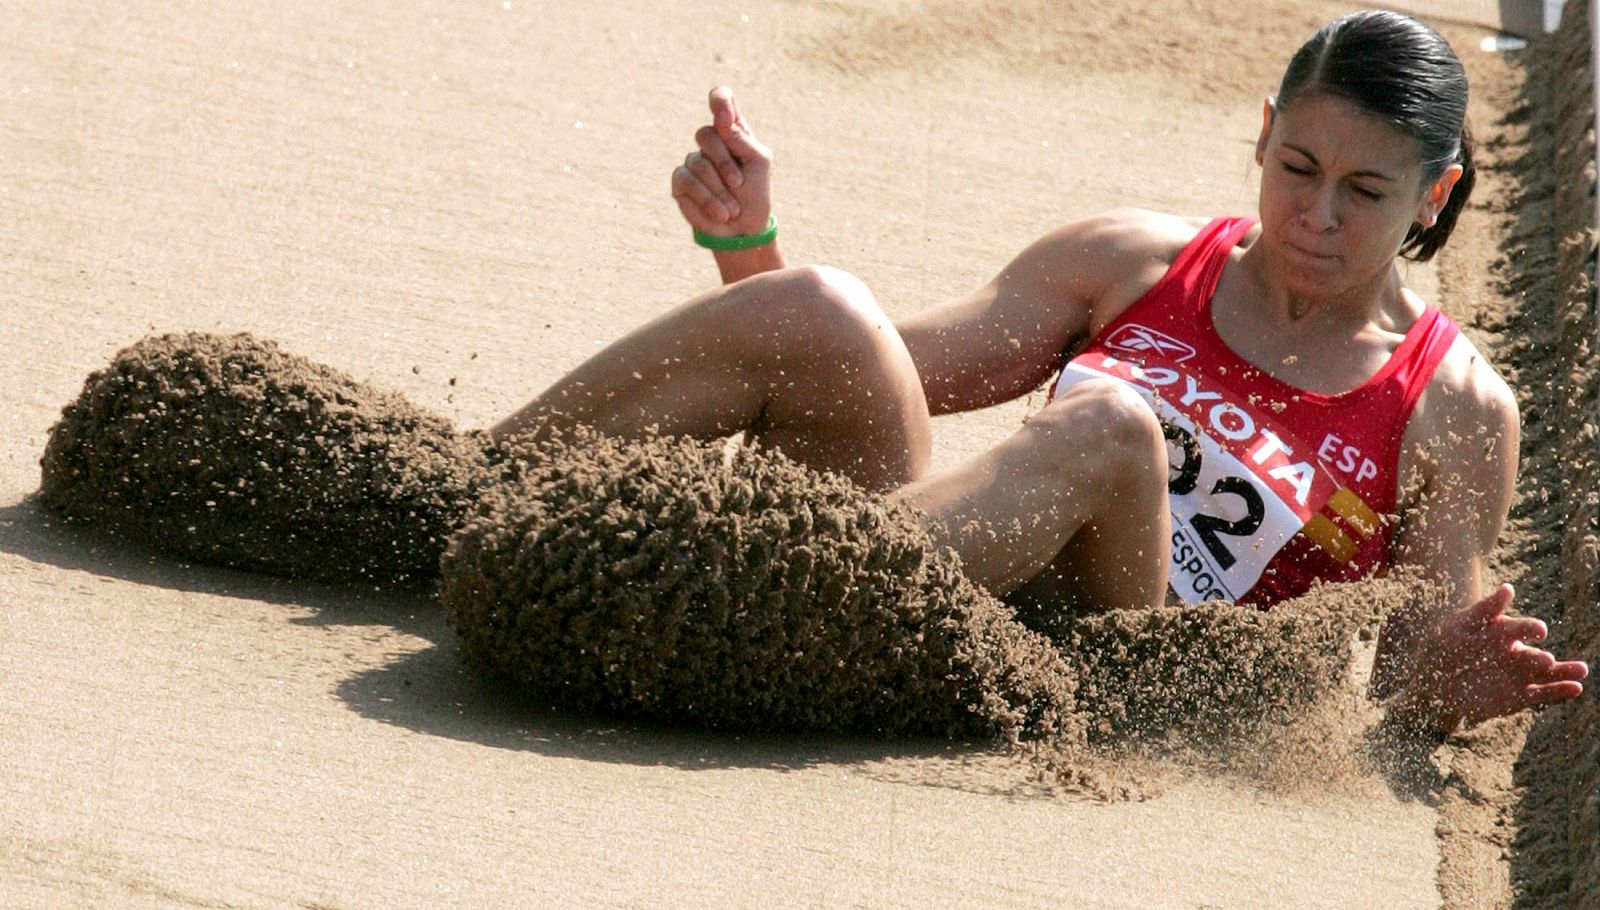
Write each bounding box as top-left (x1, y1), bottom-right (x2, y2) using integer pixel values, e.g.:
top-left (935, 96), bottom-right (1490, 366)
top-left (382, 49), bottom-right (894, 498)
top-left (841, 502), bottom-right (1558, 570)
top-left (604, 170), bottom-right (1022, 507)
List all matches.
top-left (1282, 143), bottom-right (1399, 182)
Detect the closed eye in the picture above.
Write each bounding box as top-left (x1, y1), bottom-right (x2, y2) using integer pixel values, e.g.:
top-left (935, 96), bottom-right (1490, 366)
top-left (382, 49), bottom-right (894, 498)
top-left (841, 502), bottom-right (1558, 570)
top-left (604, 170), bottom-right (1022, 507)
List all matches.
top-left (1281, 162), bottom-right (1312, 177)
top-left (1351, 186), bottom-right (1384, 201)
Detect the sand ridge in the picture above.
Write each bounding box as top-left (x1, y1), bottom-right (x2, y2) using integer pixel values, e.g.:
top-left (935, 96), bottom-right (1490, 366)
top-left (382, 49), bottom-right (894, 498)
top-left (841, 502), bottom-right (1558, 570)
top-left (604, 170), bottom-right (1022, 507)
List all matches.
top-left (1487, 3), bottom-right (1600, 906)
top-left (439, 425), bottom-right (1080, 742)
top-left (1414, 6), bottom-right (1599, 907)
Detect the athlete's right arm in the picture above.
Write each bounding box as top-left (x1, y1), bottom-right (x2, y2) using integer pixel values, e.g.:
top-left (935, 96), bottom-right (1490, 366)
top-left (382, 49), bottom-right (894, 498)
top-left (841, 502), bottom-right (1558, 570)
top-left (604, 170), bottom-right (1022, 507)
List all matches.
top-left (896, 209), bottom-right (1187, 415)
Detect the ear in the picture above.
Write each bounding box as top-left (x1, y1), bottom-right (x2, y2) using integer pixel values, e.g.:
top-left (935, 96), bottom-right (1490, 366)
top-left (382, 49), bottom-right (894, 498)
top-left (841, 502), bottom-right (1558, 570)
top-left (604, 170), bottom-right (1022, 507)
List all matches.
top-left (1415, 163), bottom-right (1464, 227)
top-left (1254, 96), bottom-right (1276, 167)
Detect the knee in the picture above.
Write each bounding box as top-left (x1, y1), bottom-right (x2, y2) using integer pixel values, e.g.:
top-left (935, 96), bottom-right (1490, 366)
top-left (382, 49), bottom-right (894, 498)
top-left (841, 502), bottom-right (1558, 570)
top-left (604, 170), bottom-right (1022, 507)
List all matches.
top-left (1030, 379), bottom-right (1166, 475)
top-left (781, 264), bottom-right (877, 312)
top-left (756, 266), bottom-right (891, 354)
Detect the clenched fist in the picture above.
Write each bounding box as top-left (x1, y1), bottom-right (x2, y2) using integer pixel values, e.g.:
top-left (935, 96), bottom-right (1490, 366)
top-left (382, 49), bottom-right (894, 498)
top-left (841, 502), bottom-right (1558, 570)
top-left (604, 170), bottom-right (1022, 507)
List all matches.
top-left (671, 87), bottom-right (774, 237)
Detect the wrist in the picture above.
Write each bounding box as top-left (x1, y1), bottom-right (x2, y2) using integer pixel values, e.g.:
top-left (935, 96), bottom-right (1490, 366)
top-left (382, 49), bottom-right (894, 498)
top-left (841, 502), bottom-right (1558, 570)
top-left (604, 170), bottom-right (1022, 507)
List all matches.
top-left (1385, 682), bottom-right (1461, 739)
top-left (712, 241), bottom-right (785, 285)
top-left (693, 213), bottom-right (777, 251)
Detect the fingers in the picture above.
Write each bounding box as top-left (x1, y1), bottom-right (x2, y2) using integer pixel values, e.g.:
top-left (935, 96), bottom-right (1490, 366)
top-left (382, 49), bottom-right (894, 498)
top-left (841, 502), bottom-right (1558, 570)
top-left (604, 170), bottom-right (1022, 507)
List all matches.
top-left (1506, 642), bottom-right (1590, 683)
top-left (709, 85), bottom-right (739, 131)
top-left (1465, 583), bottom-right (1514, 625)
top-left (695, 125), bottom-right (743, 190)
top-left (674, 87), bottom-right (772, 236)
top-left (670, 162), bottom-right (734, 225)
top-left (1499, 614), bottom-right (1548, 644)
top-left (685, 150), bottom-right (739, 218)
top-left (707, 85), bottom-right (768, 163)
top-left (1549, 657), bottom-right (1590, 682)
top-left (1524, 679), bottom-right (1585, 707)
top-left (1508, 640), bottom-right (1557, 671)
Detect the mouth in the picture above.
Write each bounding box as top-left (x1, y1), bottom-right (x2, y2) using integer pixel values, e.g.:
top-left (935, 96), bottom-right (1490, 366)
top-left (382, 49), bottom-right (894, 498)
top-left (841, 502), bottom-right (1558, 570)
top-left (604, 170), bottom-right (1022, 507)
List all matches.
top-left (1284, 240), bottom-right (1339, 264)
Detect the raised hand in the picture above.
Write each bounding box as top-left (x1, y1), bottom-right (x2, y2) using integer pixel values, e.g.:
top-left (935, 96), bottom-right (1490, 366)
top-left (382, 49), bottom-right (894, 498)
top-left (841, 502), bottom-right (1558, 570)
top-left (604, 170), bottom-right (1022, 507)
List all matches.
top-left (1413, 583), bottom-right (1588, 730)
top-left (671, 87), bottom-right (774, 238)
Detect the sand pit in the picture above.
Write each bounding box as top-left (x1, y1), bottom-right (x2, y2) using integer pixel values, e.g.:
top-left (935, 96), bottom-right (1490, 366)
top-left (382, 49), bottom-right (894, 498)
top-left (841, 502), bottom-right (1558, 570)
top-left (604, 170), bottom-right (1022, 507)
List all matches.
top-left (6, 0), bottom-right (1587, 906)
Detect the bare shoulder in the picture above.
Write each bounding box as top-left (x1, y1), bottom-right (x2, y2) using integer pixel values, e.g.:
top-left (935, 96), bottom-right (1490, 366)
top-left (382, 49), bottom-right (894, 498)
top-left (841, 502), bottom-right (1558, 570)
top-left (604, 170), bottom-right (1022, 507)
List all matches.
top-left (1414, 332), bottom-right (1519, 443)
top-left (1401, 329), bottom-right (1520, 509)
top-left (1051, 207), bottom-right (1201, 265)
top-left (1019, 208), bottom-right (1206, 328)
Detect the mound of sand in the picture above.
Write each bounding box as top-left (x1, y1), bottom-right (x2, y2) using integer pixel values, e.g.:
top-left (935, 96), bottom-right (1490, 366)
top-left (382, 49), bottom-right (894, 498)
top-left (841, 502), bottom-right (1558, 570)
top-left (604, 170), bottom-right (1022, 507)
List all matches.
top-left (38, 332), bottom-right (494, 584)
top-left (438, 421), bottom-right (1399, 774)
top-left (438, 428), bottom-right (1083, 743)
top-left (1049, 578), bottom-right (1397, 746)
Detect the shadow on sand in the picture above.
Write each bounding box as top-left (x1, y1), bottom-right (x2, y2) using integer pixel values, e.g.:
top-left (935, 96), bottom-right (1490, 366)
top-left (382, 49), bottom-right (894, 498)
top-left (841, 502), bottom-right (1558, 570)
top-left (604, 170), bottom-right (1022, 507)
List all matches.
top-left (0, 496), bottom-right (1012, 786)
top-left (0, 498), bottom-right (438, 633)
top-left (333, 635), bottom-right (1020, 788)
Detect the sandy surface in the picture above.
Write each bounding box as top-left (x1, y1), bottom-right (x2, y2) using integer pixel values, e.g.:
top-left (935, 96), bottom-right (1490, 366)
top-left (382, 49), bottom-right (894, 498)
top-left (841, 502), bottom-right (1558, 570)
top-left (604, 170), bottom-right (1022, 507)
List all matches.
top-left (2, 1), bottom-right (1569, 906)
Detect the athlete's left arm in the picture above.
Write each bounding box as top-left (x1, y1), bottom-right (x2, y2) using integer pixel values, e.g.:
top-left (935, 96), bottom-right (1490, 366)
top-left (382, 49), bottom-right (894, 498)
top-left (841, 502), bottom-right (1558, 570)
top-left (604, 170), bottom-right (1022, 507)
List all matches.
top-left (1378, 342), bottom-right (1588, 735)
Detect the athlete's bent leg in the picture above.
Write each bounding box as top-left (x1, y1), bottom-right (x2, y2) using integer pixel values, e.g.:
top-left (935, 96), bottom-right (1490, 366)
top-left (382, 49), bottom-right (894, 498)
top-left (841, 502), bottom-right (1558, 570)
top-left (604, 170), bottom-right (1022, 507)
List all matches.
top-left (889, 378), bottom-right (1170, 612)
top-left (492, 265), bottom-right (932, 492)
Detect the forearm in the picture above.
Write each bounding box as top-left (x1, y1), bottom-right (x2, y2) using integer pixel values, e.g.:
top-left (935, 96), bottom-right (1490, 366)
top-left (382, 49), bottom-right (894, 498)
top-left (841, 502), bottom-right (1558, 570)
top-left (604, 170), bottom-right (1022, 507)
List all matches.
top-left (1381, 675), bottom-right (1461, 739)
top-left (895, 304), bottom-right (1080, 416)
top-left (1369, 589), bottom-right (1439, 700)
top-left (1370, 580), bottom-right (1467, 739)
top-left (1367, 683), bottom-right (1455, 767)
top-left (713, 241), bottom-right (786, 285)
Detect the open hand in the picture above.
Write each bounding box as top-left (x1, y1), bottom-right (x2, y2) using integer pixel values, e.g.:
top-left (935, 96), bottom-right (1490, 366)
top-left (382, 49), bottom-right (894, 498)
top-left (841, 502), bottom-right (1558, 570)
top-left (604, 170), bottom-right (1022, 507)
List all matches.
top-left (1417, 583), bottom-right (1588, 730)
top-left (670, 87), bottom-right (773, 237)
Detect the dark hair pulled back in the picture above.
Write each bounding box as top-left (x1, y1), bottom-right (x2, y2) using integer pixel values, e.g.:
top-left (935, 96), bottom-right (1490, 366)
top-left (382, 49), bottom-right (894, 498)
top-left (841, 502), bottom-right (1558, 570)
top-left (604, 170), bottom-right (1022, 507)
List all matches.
top-left (1276, 9), bottom-right (1474, 262)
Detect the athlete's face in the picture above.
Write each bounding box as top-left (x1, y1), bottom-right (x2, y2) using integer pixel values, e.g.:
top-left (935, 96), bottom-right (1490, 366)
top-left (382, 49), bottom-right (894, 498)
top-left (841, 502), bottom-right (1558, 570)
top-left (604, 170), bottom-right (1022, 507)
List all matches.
top-left (1253, 92), bottom-right (1463, 298)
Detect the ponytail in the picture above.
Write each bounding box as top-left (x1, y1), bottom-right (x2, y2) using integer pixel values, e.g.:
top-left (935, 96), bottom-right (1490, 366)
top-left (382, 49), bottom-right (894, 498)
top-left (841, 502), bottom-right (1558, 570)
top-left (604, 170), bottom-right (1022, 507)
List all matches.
top-left (1401, 121), bottom-right (1476, 263)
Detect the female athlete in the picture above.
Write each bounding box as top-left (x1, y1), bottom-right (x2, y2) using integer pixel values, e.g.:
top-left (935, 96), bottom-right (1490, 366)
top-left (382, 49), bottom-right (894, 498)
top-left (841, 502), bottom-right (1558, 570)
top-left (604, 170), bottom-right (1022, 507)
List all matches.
top-left (493, 10), bottom-right (1587, 735)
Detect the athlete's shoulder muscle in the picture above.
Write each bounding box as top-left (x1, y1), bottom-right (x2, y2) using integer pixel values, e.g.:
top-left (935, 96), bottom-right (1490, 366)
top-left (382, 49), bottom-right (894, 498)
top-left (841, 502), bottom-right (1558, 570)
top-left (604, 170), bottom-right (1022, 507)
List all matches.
top-left (1403, 331), bottom-right (1519, 486)
top-left (1047, 208), bottom-right (1207, 334)
top-left (1395, 330), bottom-right (1520, 596)
top-left (899, 208), bottom-right (1200, 415)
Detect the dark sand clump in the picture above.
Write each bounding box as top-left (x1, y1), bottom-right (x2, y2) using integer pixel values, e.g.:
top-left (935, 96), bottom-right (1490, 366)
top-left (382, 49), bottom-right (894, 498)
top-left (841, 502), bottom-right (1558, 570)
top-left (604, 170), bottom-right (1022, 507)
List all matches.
top-left (438, 428), bottom-right (1083, 744)
top-left (1043, 578), bottom-right (1398, 748)
top-left (39, 332), bottom-right (494, 583)
top-left (438, 423), bottom-right (1396, 787)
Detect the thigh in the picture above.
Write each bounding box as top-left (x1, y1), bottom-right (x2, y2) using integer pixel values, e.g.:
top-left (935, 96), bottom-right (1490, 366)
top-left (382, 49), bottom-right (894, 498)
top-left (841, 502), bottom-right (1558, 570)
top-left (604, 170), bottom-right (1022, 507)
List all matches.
top-left (890, 379), bottom-right (1171, 611)
top-left (495, 265), bottom-right (932, 492)
top-left (748, 270), bottom-right (933, 492)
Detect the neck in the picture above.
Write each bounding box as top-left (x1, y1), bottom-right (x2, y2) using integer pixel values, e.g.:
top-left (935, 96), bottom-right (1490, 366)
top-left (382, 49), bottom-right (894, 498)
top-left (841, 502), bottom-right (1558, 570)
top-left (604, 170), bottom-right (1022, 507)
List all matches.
top-left (1283, 293), bottom-right (1321, 322)
top-left (1239, 245), bottom-right (1400, 330)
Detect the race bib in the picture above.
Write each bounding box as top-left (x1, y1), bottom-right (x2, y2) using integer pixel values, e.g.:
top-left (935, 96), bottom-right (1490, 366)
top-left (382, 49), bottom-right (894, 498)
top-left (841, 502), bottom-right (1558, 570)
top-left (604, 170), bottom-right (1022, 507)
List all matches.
top-left (1051, 354), bottom-right (1371, 604)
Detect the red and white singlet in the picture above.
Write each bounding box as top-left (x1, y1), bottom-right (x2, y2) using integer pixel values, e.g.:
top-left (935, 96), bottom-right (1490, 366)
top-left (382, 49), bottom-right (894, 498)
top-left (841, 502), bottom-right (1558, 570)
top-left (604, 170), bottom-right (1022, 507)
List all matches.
top-left (1049, 216), bottom-right (1459, 607)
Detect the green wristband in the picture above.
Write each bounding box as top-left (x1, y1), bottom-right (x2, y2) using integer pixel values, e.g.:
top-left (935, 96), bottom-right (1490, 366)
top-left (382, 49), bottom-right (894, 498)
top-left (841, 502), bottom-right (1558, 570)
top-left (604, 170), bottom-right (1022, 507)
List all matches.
top-left (693, 214), bottom-right (778, 251)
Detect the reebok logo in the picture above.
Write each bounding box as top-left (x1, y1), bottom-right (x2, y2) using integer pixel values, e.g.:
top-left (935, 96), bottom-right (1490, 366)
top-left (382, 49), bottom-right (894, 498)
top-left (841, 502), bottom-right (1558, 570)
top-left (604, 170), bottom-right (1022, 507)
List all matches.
top-left (1104, 324), bottom-right (1197, 363)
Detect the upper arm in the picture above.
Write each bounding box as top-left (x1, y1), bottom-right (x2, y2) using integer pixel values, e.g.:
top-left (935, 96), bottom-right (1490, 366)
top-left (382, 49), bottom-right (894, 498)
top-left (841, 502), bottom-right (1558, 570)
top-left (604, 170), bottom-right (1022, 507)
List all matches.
top-left (895, 208), bottom-right (1188, 415)
top-left (1378, 341), bottom-right (1585, 723)
top-left (1390, 338), bottom-right (1521, 606)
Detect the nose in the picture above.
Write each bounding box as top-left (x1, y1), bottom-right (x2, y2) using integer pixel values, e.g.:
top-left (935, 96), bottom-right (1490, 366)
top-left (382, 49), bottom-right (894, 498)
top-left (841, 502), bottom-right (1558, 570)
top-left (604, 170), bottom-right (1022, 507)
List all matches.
top-left (1298, 183), bottom-right (1338, 234)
